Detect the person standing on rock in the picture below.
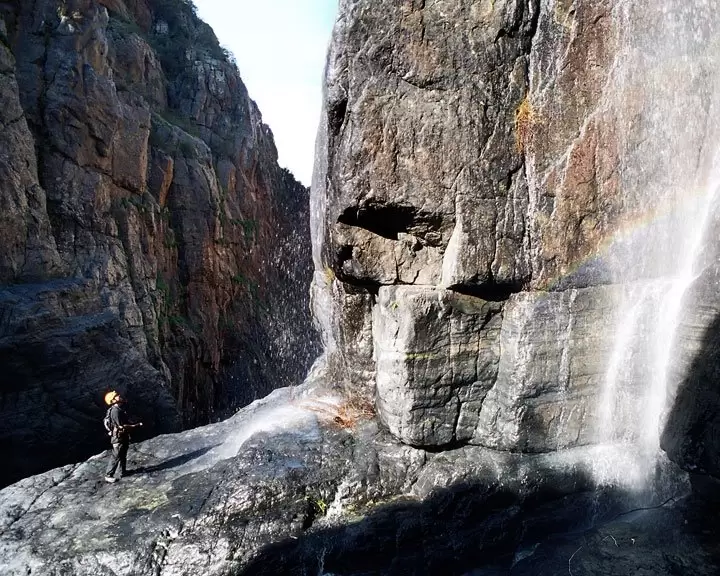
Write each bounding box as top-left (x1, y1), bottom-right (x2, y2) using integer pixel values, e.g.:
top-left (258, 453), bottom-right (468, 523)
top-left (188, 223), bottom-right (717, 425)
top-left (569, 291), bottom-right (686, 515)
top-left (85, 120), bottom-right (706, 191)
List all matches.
top-left (103, 391), bottom-right (142, 483)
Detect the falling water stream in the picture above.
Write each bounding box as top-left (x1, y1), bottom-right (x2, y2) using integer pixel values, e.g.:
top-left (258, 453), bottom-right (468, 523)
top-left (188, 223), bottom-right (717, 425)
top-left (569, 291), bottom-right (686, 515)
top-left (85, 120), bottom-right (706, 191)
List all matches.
top-left (597, 182), bottom-right (717, 485)
top-left (592, 0), bottom-right (720, 488)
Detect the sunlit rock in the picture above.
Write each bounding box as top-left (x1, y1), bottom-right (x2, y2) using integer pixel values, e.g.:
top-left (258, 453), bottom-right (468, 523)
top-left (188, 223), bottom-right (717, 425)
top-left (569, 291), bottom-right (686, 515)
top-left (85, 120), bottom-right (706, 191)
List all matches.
top-left (373, 285), bottom-right (502, 446)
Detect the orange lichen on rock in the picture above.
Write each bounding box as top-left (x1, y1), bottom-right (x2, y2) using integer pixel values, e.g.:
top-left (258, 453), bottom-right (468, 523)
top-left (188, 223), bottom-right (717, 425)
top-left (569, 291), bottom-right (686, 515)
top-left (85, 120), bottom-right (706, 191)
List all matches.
top-left (515, 94), bottom-right (539, 153)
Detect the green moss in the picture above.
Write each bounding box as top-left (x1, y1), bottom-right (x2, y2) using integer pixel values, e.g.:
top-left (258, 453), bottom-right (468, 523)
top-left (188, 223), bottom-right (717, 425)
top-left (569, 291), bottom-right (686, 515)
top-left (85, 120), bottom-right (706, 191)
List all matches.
top-left (107, 13), bottom-right (145, 39)
top-left (306, 495), bottom-right (328, 516)
top-left (405, 352), bottom-right (439, 361)
top-left (150, 113), bottom-right (201, 158)
top-left (148, 122), bottom-right (167, 152)
top-left (117, 489), bottom-right (169, 512)
top-left (228, 218), bottom-right (257, 241)
top-left (241, 219), bottom-right (258, 241)
top-left (178, 139), bottom-right (197, 158)
top-left (157, 109), bottom-right (200, 138)
top-left (168, 315), bottom-right (188, 328)
top-left (231, 272), bottom-right (248, 285)
top-left (156, 275), bottom-right (169, 296)
top-left (149, 0), bottom-right (229, 78)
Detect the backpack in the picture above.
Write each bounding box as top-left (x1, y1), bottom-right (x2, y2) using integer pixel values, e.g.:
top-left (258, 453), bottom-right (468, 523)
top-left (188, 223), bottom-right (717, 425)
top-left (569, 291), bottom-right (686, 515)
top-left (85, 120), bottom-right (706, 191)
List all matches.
top-left (103, 407), bottom-right (114, 435)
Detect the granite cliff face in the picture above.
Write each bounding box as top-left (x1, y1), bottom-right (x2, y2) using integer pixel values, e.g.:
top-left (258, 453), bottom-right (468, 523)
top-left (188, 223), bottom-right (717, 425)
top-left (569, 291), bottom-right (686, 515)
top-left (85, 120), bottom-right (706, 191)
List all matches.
top-left (0, 0), bottom-right (318, 487)
top-left (312, 0), bottom-right (720, 480)
top-left (2, 0), bottom-right (720, 574)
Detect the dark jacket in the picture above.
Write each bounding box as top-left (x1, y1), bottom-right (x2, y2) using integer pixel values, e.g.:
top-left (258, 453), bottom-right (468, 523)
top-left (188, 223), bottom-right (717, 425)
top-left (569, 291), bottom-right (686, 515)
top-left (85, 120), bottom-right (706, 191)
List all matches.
top-left (107, 404), bottom-right (130, 443)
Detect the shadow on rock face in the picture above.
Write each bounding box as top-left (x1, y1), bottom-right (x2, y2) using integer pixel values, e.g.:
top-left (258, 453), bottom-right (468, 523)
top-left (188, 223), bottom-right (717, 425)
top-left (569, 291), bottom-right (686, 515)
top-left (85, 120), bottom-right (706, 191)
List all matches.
top-left (236, 473), bottom-right (697, 576)
top-left (661, 274), bottom-right (720, 481)
top-left (237, 480), bottom-right (720, 576)
top-left (510, 495), bottom-right (720, 576)
top-left (0, 280), bottom-right (181, 489)
top-left (239, 482), bottom-right (520, 576)
top-left (130, 444), bottom-right (219, 476)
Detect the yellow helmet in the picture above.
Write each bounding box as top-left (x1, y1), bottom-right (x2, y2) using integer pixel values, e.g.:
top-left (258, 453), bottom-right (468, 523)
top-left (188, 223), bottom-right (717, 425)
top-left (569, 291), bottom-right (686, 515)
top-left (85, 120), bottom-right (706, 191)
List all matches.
top-left (104, 391), bottom-right (119, 406)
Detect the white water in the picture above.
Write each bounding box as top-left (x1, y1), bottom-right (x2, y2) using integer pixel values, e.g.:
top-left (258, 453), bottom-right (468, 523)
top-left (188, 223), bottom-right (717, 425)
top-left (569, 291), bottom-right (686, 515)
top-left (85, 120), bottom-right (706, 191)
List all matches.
top-left (598, 183), bottom-right (716, 475)
top-left (216, 391), bottom-right (344, 457)
top-left (593, 0), bottom-right (720, 488)
top-left (159, 384), bottom-right (346, 476)
top-left (598, 286), bottom-right (645, 443)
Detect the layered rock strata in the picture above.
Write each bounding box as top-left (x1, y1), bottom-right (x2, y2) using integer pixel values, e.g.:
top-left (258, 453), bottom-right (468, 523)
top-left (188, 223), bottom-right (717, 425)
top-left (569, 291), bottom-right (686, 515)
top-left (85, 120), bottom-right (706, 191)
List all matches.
top-left (0, 0), bottom-right (318, 487)
top-left (312, 0), bottom-right (720, 482)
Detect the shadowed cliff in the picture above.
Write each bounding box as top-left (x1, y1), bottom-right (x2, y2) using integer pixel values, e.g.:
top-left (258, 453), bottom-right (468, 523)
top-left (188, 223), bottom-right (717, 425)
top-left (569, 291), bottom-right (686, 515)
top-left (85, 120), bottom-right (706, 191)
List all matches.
top-left (662, 264), bottom-right (720, 481)
top-left (238, 485), bottom-right (720, 576)
top-left (0, 0), bottom-right (319, 487)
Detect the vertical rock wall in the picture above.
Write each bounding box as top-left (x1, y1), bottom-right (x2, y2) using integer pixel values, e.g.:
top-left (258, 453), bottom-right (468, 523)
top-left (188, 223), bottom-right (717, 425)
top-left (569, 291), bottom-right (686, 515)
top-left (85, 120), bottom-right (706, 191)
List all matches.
top-left (0, 0), bottom-right (318, 487)
top-left (313, 0), bottom-right (720, 481)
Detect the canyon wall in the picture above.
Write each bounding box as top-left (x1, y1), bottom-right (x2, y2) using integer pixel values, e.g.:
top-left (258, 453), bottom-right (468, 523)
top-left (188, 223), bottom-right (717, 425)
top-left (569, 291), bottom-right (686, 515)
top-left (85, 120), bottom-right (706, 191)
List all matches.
top-left (0, 0), bottom-right (318, 487)
top-left (3, 2), bottom-right (720, 574)
top-left (312, 0), bottom-right (720, 479)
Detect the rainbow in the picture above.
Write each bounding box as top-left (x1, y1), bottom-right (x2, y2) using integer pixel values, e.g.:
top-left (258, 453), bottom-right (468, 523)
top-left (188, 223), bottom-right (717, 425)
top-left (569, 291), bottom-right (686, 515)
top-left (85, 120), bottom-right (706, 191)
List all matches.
top-left (537, 182), bottom-right (717, 292)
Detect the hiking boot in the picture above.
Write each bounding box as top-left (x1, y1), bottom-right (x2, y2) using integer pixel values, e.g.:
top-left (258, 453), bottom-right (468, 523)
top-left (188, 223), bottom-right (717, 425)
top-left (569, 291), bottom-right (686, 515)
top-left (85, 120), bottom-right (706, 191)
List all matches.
top-left (104, 476), bottom-right (118, 483)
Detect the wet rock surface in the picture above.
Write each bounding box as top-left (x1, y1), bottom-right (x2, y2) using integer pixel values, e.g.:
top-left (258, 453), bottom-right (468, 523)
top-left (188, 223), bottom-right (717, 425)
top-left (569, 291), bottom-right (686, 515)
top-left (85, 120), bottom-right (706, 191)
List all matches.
top-left (511, 499), bottom-right (720, 576)
top-left (0, 384), bottom-right (704, 576)
top-left (0, 0), bottom-right (318, 486)
top-left (662, 264), bottom-right (720, 479)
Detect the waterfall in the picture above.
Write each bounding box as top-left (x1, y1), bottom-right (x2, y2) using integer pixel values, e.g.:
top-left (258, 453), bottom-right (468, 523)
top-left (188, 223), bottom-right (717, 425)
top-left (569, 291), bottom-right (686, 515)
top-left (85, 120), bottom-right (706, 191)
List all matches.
top-left (598, 185), bottom-right (716, 458)
top-left (594, 0), bottom-right (720, 486)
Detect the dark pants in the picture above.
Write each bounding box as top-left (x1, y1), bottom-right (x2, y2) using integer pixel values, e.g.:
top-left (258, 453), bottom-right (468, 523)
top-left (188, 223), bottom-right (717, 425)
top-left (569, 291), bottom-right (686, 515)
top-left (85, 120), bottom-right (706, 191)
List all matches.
top-left (105, 439), bottom-right (129, 477)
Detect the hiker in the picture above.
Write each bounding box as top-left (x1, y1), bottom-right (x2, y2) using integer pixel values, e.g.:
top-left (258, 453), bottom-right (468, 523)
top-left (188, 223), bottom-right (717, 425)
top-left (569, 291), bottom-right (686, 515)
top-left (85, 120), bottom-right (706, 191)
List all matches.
top-left (103, 391), bottom-right (142, 483)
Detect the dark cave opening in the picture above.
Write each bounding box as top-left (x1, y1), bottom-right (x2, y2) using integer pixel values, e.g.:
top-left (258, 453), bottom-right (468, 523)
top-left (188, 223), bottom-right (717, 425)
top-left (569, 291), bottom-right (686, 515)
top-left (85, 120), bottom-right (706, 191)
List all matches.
top-left (337, 201), bottom-right (442, 243)
top-left (447, 281), bottom-right (524, 303)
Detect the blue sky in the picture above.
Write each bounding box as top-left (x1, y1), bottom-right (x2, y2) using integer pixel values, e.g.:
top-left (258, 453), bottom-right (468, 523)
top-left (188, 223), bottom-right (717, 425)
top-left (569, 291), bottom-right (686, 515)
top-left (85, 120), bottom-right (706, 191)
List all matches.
top-left (193, 0), bottom-right (338, 185)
